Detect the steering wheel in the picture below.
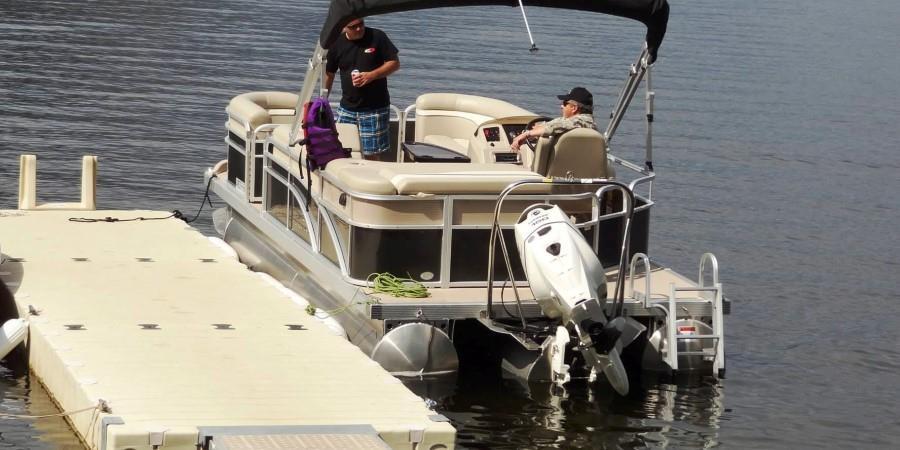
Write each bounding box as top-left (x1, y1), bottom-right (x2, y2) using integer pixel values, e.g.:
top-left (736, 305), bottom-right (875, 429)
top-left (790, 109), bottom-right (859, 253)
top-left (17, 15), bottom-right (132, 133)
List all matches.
top-left (523, 116), bottom-right (551, 151)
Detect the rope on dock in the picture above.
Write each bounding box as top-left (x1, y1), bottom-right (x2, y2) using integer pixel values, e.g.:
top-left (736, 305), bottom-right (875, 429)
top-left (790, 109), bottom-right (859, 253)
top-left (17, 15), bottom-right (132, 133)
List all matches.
top-left (0, 399), bottom-right (109, 420)
top-left (69, 213), bottom-right (178, 223)
top-left (68, 175), bottom-right (216, 224)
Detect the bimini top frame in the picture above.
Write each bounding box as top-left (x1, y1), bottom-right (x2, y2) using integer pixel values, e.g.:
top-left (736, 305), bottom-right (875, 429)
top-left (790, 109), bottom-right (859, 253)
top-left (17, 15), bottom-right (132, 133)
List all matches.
top-left (319, 0), bottom-right (668, 62)
top-left (289, 0), bottom-right (669, 144)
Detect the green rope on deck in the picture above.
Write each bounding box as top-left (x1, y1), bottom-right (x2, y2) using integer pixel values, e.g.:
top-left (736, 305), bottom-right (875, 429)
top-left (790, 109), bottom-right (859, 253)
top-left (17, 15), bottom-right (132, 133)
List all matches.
top-left (304, 293), bottom-right (379, 317)
top-left (300, 273), bottom-right (427, 318)
top-left (366, 272), bottom-right (430, 298)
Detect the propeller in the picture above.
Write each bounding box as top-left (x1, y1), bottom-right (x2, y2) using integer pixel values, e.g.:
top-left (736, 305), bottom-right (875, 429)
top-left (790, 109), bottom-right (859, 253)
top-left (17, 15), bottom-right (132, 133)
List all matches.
top-left (573, 301), bottom-right (646, 396)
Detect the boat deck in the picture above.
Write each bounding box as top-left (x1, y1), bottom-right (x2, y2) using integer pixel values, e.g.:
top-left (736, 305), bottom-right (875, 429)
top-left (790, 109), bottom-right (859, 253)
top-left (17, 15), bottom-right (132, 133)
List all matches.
top-left (369, 267), bottom-right (728, 321)
top-left (233, 195), bottom-right (726, 323)
top-left (0, 210), bottom-right (454, 450)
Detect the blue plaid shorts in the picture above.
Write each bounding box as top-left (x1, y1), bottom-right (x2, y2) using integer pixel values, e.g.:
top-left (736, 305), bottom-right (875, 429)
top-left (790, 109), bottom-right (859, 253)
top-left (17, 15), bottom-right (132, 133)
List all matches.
top-left (335, 105), bottom-right (391, 155)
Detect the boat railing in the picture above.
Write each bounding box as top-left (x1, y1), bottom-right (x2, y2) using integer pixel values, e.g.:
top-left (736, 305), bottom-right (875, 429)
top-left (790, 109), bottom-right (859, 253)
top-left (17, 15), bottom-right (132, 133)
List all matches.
top-left (395, 103), bottom-right (657, 207)
top-left (227, 96), bottom-right (658, 290)
top-left (315, 173), bottom-right (642, 288)
top-left (699, 252), bottom-right (719, 292)
top-left (247, 123), bottom-right (281, 202)
top-left (260, 152), bottom-right (320, 252)
top-left (224, 93), bottom-right (297, 202)
top-left (486, 179), bottom-right (638, 327)
top-left (628, 251), bottom-right (725, 377)
top-left (629, 252), bottom-right (653, 307)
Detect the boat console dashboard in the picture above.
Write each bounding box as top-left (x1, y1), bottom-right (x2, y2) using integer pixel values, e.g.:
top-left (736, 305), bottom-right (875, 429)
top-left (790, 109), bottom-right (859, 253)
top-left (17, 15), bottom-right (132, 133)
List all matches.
top-left (411, 93), bottom-right (545, 165)
top-left (466, 121), bottom-right (538, 164)
top-left (478, 124), bottom-right (528, 143)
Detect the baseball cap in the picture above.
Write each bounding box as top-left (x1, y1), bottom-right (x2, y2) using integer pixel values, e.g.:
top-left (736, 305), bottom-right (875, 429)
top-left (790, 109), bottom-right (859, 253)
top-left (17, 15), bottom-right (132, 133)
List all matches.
top-left (557, 87), bottom-right (593, 107)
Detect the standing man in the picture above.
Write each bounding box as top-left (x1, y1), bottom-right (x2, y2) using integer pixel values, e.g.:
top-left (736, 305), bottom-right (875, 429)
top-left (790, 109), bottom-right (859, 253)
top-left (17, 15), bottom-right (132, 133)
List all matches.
top-left (510, 87), bottom-right (596, 151)
top-left (325, 17), bottom-right (400, 161)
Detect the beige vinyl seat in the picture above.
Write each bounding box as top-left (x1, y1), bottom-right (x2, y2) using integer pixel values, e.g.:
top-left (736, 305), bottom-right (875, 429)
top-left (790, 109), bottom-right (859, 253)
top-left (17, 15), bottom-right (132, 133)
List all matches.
top-left (226, 91), bottom-right (299, 133)
top-left (414, 93), bottom-right (537, 164)
top-left (269, 122), bottom-right (363, 160)
top-left (532, 127), bottom-right (611, 179)
top-left (323, 159), bottom-right (548, 195)
top-left (334, 122), bottom-right (363, 158)
top-left (225, 92), bottom-right (299, 199)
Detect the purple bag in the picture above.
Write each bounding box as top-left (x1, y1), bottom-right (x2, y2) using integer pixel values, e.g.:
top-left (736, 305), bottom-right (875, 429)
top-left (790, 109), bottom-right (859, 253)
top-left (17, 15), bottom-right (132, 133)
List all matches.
top-left (300, 97), bottom-right (349, 171)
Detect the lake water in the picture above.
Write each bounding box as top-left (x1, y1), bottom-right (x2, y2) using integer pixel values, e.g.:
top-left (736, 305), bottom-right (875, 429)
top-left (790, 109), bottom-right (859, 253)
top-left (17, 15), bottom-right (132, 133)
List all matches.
top-left (2, 0), bottom-right (899, 448)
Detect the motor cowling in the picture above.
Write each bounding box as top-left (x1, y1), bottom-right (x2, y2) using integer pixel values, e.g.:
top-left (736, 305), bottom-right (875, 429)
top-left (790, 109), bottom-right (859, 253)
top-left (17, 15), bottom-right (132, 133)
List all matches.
top-left (514, 204), bottom-right (645, 395)
top-left (514, 204), bottom-right (606, 321)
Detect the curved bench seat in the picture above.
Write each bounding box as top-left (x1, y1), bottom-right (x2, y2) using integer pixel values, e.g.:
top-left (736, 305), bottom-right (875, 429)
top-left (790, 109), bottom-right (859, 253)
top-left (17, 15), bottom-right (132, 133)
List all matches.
top-left (324, 159), bottom-right (547, 196)
top-left (268, 123), bottom-right (546, 197)
top-left (227, 91), bottom-right (299, 134)
top-left (270, 122), bottom-right (362, 160)
top-left (415, 93), bottom-right (534, 120)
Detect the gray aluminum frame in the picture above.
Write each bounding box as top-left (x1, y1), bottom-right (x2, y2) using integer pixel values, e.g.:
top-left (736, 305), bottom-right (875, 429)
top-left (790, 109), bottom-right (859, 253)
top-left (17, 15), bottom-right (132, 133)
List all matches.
top-left (261, 125), bottom-right (655, 290)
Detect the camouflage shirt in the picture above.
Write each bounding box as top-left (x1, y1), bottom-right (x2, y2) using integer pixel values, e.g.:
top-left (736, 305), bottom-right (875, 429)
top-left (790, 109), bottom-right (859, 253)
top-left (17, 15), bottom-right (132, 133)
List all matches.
top-left (541, 113), bottom-right (597, 137)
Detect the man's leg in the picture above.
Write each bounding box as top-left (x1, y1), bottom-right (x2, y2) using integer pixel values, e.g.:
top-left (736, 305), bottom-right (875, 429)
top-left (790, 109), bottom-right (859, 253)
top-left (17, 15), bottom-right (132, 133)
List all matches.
top-left (356, 107), bottom-right (391, 161)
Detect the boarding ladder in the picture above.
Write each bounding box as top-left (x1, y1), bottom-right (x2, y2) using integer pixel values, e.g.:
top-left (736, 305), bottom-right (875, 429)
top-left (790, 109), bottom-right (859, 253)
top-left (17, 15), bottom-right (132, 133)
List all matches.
top-left (629, 252), bottom-right (726, 377)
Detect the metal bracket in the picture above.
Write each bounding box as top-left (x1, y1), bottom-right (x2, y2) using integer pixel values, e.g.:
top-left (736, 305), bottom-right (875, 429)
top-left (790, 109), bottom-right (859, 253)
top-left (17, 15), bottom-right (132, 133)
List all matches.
top-left (100, 416), bottom-right (125, 450)
top-left (474, 316), bottom-right (541, 350)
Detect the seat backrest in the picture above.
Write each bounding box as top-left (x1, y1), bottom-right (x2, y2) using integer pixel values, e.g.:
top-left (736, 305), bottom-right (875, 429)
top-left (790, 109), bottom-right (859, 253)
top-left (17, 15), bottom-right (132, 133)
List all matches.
top-left (227, 91), bottom-right (299, 134)
top-left (534, 128), bottom-right (609, 178)
top-left (414, 93), bottom-right (535, 141)
top-left (335, 123), bottom-right (362, 158)
top-left (530, 137), bottom-right (553, 176)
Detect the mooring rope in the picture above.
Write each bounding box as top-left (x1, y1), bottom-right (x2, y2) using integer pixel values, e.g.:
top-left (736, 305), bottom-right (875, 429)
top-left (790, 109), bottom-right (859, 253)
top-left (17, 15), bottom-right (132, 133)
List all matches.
top-left (300, 273), bottom-right (427, 318)
top-left (367, 272), bottom-right (429, 298)
top-left (0, 400), bottom-right (107, 420)
top-left (68, 175), bottom-right (215, 224)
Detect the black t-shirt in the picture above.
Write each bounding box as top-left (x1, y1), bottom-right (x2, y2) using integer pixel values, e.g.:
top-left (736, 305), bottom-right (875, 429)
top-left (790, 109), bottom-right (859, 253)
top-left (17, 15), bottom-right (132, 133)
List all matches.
top-left (326, 27), bottom-right (399, 110)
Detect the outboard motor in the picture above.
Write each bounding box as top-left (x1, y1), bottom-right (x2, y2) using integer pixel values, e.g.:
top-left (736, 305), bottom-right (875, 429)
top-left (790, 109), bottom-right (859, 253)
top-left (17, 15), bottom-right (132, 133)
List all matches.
top-left (514, 204), bottom-right (645, 395)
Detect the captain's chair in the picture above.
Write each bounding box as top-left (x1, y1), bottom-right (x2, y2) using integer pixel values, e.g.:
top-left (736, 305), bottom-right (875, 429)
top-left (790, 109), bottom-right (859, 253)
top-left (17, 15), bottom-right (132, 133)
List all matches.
top-left (532, 128), bottom-right (610, 178)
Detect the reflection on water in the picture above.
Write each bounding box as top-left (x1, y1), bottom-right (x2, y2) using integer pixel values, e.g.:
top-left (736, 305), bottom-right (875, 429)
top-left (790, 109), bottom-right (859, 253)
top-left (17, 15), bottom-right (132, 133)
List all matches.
top-left (402, 361), bottom-right (725, 449)
top-left (0, 358), bottom-right (84, 449)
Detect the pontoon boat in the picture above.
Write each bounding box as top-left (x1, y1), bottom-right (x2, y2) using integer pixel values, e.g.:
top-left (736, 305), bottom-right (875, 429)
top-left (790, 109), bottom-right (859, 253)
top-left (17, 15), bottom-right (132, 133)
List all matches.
top-left (205, 0), bottom-right (729, 395)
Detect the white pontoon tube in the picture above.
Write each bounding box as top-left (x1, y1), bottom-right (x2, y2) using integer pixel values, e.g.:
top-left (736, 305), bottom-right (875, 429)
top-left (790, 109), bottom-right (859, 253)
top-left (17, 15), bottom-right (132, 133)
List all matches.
top-left (1, 277), bottom-right (28, 361)
top-left (0, 318), bottom-right (28, 361)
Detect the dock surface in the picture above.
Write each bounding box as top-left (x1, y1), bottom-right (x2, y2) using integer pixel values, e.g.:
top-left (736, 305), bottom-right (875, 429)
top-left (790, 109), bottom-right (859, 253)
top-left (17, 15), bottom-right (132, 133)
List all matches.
top-left (0, 210), bottom-right (454, 450)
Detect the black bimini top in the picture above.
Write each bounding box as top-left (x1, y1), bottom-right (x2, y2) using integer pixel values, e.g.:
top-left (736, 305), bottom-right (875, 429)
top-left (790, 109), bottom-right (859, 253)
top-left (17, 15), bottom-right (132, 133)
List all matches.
top-left (320, 0), bottom-right (669, 62)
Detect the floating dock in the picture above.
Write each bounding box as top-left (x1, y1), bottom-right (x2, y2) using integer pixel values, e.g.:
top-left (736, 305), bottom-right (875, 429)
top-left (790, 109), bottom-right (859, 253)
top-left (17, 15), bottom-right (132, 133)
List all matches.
top-left (0, 209), bottom-right (455, 450)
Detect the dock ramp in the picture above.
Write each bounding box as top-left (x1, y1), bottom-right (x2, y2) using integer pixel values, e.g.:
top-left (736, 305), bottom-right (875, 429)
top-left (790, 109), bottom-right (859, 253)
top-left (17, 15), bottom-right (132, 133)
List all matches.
top-left (198, 425), bottom-right (391, 449)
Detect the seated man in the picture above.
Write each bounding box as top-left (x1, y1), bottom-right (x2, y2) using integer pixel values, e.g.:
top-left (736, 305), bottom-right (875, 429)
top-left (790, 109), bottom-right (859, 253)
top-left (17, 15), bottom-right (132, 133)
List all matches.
top-left (510, 87), bottom-right (597, 151)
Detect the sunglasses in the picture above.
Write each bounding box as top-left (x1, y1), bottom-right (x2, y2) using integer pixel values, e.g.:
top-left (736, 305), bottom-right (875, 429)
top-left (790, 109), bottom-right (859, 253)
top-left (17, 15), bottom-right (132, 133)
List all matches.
top-left (345, 21), bottom-right (364, 30)
top-left (561, 101), bottom-right (574, 107)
